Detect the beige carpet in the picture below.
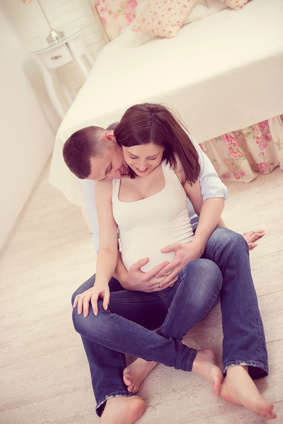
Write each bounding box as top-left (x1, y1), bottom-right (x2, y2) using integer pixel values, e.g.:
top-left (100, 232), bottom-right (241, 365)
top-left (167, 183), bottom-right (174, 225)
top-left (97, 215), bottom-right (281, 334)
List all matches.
top-left (0, 161), bottom-right (282, 424)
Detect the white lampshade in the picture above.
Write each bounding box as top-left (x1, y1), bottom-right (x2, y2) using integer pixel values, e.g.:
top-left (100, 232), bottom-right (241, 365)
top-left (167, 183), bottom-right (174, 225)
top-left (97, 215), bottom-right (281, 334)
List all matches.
top-left (22, 0), bottom-right (64, 43)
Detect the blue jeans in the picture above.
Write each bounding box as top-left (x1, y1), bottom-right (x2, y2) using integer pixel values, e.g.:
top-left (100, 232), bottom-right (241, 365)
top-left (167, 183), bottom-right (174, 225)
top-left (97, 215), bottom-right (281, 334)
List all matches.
top-left (72, 228), bottom-right (268, 416)
top-left (202, 228), bottom-right (268, 378)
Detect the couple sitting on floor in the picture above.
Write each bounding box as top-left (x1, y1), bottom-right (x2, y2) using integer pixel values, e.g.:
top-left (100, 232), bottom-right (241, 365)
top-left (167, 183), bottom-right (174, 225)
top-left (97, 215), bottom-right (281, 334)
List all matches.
top-left (63, 103), bottom-right (275, 423)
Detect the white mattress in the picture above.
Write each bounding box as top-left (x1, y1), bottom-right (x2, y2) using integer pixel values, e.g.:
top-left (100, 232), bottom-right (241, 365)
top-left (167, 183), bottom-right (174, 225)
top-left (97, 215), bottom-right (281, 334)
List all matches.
top-left (49, 0), bottom-right (283, 207)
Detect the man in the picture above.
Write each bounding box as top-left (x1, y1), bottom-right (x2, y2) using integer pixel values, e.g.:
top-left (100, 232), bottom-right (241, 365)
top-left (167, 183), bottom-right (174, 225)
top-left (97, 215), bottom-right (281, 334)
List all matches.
top-left (63, 123), bottom-right (271, 423)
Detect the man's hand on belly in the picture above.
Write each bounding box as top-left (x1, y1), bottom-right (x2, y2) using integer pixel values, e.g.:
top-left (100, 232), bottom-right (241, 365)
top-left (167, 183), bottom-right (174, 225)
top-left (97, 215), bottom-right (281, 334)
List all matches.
top-left (156, 241), bottom-right (203, 287)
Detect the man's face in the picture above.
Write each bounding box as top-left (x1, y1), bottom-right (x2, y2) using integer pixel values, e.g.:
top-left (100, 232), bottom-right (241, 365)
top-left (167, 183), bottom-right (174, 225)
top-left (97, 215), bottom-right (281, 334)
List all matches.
top-left (87, 144), bottom-right (128, 181)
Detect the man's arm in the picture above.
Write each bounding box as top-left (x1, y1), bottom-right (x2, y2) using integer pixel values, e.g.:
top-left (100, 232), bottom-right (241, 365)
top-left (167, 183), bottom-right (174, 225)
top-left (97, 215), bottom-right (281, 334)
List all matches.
top-left (188, 136), bottom-right (228, 229)
top-left (155, 173), bottom-right (225, 285)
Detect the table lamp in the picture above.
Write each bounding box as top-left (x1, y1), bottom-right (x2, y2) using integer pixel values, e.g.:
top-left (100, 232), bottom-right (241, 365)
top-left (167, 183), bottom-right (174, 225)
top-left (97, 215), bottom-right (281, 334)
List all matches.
top-left (23, 0), bottom-right (65, 43)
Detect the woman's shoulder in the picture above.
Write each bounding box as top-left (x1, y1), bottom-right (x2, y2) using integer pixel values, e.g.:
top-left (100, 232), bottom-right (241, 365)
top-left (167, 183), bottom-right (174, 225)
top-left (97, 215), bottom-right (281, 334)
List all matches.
top-left (95, 179), bottom-right (112, 188)
top-left (95, 179), bottom-right (113, 197)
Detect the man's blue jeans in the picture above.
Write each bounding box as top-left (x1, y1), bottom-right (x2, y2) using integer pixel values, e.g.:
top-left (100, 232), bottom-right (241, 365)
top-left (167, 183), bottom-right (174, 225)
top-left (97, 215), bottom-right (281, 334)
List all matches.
top-left (72, 228), bottom-right (268, 416)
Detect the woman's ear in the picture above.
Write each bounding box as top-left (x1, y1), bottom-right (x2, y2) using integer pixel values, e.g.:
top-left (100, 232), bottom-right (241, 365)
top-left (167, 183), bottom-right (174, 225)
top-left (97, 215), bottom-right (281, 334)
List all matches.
top-left (103, 131), bottom-right (116, 144)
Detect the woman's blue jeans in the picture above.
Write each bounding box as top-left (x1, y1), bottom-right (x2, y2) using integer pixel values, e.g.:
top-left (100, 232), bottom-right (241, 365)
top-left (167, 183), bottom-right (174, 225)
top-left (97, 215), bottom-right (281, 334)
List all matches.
top-left (72, 228), bottom-right (268, 416)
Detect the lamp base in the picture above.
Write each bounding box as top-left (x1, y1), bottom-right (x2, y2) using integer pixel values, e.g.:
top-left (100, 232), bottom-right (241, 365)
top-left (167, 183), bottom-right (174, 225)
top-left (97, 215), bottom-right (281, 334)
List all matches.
top-left (47, 29), bottom-right (65, 44)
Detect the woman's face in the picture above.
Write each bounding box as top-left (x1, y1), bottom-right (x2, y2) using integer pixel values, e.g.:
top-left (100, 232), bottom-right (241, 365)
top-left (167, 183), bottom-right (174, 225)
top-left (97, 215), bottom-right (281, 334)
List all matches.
top-left (122, 142), bottom-right (164, 177)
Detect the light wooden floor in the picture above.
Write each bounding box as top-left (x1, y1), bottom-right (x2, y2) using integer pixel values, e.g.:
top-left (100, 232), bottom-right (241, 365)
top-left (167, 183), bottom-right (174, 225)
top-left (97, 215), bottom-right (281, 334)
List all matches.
top-left (1, 161), bottom-right (282, 424)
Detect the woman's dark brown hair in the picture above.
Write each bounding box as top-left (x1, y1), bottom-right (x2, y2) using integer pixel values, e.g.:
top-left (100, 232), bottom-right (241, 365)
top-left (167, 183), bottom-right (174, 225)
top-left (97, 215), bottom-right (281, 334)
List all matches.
top-left (114, 103), bottom-right (200, 183)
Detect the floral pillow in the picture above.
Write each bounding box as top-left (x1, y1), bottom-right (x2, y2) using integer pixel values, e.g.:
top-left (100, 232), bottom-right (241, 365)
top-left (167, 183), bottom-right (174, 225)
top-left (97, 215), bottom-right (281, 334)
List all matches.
top-left (132, 0), bottom-right (198, 38)
top-left (95, 0), bottom-right (144, 40)
top-left (218, 0), bottom-right (249, 11)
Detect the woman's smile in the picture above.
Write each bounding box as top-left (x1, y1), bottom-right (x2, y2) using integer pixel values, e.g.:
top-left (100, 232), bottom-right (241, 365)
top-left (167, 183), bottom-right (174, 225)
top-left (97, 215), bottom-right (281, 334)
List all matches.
top-left (135, 166), bottom-right (149, 174)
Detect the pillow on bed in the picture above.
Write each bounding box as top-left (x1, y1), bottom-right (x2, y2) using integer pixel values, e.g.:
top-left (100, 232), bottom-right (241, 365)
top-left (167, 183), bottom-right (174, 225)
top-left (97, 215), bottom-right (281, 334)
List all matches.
top-left (219, 0), bottom-right (249, 10)
top-left (95, 0), bottom-right (144, 40)
top-left (132, 0), bottom-right (197, 38)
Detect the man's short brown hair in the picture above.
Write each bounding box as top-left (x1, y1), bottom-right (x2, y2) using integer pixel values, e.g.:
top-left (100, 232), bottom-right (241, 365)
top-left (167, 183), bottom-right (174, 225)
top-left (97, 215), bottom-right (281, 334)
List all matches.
top-left (63, 126), bottom-right (106, 179)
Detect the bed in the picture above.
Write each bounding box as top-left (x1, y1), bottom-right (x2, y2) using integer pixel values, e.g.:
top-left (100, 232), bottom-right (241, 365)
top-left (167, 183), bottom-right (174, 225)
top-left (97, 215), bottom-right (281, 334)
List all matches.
top-left (49, 0), bottom-right (283, 209)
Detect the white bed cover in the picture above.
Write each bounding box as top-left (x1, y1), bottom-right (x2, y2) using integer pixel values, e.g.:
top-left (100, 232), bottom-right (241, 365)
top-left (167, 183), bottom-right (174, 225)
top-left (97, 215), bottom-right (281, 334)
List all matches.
top-left (49, 0), bottom-right (283, 207)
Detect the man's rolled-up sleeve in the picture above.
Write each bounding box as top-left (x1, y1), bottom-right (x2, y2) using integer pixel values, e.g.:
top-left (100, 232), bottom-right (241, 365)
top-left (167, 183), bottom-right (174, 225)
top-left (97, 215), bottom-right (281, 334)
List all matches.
top-left (193, 139), bottom-right (228, 201)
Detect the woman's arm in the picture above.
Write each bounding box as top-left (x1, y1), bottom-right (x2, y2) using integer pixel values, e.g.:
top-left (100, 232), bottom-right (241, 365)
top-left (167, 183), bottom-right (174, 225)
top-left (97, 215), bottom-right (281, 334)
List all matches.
top-left (73, 180), bottom-right (118, 317)
top-left (95, 179), bottom-right (119, 283)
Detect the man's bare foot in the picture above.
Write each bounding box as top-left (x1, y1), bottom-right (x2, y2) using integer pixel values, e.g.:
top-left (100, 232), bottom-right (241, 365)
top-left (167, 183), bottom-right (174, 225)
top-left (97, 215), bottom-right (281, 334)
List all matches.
top-left (242, 229), bottom-right (265, 250)
top-left (192, 348), bottom-right (223, 397)
top-left (123, 358), bottom-right (157, 393)
top-left (220, 365), bottom-right (276, 420)
top-left (99, 395), bottom-right (145, 424)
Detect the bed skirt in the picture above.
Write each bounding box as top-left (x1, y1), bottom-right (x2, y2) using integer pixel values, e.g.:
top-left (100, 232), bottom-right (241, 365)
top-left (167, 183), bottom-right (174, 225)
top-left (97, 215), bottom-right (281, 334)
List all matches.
top-left (200, 115), bottom-right (283, 183)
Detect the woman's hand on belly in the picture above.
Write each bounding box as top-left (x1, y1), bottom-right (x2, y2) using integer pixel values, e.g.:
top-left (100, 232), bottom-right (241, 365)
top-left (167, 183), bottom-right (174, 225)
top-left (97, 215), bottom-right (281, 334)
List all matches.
top-left (125, 258), bottom-right (178, 292)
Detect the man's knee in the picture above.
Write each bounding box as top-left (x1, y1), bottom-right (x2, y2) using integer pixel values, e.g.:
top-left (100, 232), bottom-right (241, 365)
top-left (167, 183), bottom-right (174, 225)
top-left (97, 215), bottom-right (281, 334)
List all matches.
top-left (208, 227), bottom-right (248, 253)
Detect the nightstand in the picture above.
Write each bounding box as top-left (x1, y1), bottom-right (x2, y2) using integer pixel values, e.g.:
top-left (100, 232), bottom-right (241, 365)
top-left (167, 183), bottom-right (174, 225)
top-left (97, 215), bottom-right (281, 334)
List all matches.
top-left (31, 29), bottom-right (94, 119)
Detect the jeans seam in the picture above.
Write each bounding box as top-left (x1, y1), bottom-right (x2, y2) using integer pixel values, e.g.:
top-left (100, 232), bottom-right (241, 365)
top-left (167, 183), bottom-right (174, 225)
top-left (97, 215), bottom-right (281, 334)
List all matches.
top-left (159, 269), bottom-right (185, 337)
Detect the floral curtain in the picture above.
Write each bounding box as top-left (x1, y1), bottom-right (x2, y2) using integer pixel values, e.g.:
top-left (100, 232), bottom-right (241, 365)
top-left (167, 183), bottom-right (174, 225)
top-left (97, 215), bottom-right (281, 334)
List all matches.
top-left (200, 115), bottom-right (283, 183)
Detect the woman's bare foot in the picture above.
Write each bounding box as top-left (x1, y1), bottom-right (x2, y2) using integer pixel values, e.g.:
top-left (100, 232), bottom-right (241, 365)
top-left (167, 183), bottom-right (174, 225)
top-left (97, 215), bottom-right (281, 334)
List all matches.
top-left (192, 348), bottom-right (223, 396)
top-left (220, 365), bottom-right (276, 420)
top-left (242, 229), bottom-right (265, 250)
top-left (99, 395), bottom-right (145, 424)
top-left (123, 359), bottom-right (157, 393)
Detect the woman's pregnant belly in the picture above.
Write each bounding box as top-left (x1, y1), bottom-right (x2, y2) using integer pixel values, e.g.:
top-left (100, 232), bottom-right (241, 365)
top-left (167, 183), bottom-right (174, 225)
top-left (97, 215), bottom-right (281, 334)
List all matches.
top-left (120, 221), bottom-right (192, 272)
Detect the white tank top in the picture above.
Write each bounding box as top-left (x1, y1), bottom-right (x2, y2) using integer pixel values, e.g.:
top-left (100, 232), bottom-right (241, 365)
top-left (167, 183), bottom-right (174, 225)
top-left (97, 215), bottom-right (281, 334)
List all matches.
top-left (112, 161), bottom-right (194, 272)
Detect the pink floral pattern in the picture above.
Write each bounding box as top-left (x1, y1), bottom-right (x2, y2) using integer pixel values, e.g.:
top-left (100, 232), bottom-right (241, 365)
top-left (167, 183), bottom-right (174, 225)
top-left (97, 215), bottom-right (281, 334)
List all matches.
top-left (132, 0), bottom-right (197, 38)
top-left (200, 115), bottom-right (283, 183)
top-left (95, 0), bottom-right (143, 40)
top-left (219, 0), bottom-right (249, 11)
top-left (95, 0), bottom-right (142, 40)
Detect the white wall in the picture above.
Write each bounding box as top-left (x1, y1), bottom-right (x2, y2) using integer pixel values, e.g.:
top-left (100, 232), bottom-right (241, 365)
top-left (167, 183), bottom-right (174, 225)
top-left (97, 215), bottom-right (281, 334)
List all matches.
top-left (0, 3), bottom-right (56, 249)
top-left (0, 0), bottom-right (106, 249)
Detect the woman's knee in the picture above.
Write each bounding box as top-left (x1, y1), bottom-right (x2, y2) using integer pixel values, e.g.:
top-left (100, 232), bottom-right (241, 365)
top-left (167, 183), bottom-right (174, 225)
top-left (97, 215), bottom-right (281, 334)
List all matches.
top-left (71, 274), bottom-right (96, 305)
top-left (72, 300), bottom-right (111, 340)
